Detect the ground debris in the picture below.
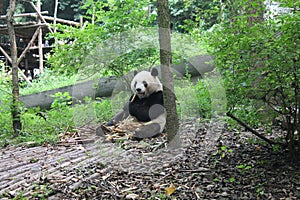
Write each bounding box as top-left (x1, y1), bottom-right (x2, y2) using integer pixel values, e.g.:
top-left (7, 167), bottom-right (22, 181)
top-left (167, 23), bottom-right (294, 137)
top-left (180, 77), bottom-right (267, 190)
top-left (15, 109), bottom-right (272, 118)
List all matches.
top-left (0, 122), bottom-right (299, 199)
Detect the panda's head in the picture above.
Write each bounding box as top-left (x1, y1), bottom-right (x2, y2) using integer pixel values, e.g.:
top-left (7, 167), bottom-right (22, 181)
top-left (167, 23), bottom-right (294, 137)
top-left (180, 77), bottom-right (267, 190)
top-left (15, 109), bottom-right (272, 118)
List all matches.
top-left (131, 68), bottom-right (163, 99)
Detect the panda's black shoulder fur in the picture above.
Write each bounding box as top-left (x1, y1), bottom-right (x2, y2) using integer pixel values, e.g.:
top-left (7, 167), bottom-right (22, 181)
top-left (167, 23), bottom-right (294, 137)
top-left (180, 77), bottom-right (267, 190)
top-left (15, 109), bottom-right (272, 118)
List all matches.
top-left (129, 91), bottom-right (164, 122)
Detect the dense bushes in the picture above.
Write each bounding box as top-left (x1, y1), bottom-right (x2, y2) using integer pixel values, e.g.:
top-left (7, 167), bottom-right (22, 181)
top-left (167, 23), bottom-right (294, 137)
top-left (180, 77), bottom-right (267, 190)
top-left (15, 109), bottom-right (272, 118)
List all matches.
top-left (206, 0), bottom-right (300, 158)
top-left (0, 85), bottom-right (114, 147)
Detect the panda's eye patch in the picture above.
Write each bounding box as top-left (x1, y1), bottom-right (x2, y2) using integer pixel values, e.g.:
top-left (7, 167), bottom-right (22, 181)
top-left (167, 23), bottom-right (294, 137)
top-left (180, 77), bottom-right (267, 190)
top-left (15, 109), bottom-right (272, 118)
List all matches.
top-left (143, 81), bottom-right (148, 88)
top-left (134, 81), bottom-right (137, 88)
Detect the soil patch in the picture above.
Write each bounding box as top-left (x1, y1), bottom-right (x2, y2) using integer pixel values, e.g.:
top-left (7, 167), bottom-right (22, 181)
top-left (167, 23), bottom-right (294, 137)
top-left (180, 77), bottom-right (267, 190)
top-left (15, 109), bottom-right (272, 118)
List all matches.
top-left (0, 122), bottom-right (299, 199)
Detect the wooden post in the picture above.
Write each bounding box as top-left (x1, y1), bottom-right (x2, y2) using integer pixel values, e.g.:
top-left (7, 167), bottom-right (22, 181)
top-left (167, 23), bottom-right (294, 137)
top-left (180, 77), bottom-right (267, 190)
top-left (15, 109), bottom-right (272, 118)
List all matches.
top-left (54, 0), bottom-right (58, 47)
top-left (80, 15), bottom-right (83, 28)
top-left (92, 5), bottom-right (95, 25)
top-left (37, 0), bottom-right (43, 74)
top-left (54, 0), bottom-right (58, 33)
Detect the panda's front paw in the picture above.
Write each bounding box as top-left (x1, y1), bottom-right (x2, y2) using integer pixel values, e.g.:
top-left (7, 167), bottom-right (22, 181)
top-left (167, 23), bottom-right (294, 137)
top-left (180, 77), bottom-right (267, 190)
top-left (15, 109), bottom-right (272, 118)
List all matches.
top-left (106, 120), bottom-right (114, 126)
top-left (133, 123), bottom-right (161, 139)
top-left (95, 125), bottom-right (105, 136)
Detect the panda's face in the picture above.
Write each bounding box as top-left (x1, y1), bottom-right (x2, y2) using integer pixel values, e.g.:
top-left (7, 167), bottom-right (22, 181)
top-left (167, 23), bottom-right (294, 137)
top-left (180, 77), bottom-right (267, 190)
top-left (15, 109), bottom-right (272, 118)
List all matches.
top-left (134, 79), bottom-right (148, 97)
top-left (131, 69), bottom-right (162, 99)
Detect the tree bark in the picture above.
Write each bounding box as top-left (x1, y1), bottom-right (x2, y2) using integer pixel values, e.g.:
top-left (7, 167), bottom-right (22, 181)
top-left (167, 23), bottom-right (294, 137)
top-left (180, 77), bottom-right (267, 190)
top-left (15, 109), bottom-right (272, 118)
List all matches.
top-left (7, 0), bottom-right (22, 136)
top-left (36, 0), bottom-right (44, 74)
top-left (157, 0), bottom-right (179, 142)
top-left (246, 0), bottom-right (265, 27)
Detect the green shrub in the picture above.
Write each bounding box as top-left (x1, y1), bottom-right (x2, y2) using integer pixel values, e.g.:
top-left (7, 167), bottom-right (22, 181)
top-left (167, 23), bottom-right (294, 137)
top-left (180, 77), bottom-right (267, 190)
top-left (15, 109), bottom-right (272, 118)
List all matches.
top-left (0, 94), bottom-right (14, 146)
top-left (20, 69), bottom-right (77, 95)
top-left (206, 0), bottom-right (300, 157)
top-left (93, 98), bottom-right (113, 122)
top-left (175, 77), bottom-right (212, 121)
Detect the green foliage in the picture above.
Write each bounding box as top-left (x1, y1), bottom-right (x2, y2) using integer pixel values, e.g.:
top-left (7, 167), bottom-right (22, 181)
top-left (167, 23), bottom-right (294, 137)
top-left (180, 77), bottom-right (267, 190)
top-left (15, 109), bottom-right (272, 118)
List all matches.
top-left (175, 78), bottom-right (201, 120)
top-left (236, 164), bottom-right (252, 171)
top-left (0, 94), bottom-right (14, 146)
top-left (50, 92), bottom-right (72, 109)
top-left (175, 77), bottom-right (212, 121)
top-left (205, 0), bottom-right (300, 154)
top-left (0, 81), bottom-right (116, 147)
top-left (215, 145), bottom-right (233, 159)
top-left (93, 98), bottom-right (113, 122)
top-left (48, 0), bottom-right (156, 76)
top-left (18, 92), bottom-right (74, 146)
top-left (20, 69), bottom-right (77, 95)
top-left (0, 91), bottom-right (76, 146)
top-left (29, 183), bottom-right (54, 199)
top-left (195, 79), bottom-right (212, 119)
top-left (168, 0), bottom-right (220, 32)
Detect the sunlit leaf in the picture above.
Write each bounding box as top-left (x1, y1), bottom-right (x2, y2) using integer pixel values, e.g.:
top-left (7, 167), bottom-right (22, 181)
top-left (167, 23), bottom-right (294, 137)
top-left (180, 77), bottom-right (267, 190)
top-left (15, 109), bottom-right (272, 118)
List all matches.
top-left (165, 183), bottom-right (176, 196)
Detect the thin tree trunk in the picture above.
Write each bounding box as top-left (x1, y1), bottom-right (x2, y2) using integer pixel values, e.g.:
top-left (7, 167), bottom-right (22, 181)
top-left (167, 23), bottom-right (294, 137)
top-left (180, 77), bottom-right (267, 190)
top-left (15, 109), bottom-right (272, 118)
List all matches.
top-left (37, 0), bottom-right (44, 74)
top-left (7, 0), bottom-right (22, 136)
top-left (157, 0), bottom-right (179, 142)
top-left (54, 0), bottom-right (58, 47)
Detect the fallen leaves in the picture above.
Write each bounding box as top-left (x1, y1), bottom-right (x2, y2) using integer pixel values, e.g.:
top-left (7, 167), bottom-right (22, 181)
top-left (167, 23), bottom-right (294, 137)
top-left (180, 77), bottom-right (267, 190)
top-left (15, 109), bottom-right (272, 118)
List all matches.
top-left (125, 193), bottom-right (139, 199)
top-left (165, 183), bottom-right (176, 196)
top-left (1, 122), bottom-right (299, 199)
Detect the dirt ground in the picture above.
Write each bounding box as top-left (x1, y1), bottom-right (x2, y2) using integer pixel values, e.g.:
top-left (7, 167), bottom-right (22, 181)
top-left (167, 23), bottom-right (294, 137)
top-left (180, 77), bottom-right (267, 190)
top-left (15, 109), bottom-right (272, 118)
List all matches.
top-left (0, 121), bottom-right (299, 199)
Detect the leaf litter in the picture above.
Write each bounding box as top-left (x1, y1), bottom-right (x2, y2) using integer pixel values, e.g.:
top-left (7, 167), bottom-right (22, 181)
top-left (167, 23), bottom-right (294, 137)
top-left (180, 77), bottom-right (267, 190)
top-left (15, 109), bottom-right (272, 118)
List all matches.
top-left (0, 121), bottom-right (299, 199)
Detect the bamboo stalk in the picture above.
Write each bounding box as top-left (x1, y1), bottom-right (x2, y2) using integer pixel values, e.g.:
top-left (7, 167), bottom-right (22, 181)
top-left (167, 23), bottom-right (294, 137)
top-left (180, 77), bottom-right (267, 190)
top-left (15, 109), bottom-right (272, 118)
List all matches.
top-left (130, 93), bottom-right (137, 102)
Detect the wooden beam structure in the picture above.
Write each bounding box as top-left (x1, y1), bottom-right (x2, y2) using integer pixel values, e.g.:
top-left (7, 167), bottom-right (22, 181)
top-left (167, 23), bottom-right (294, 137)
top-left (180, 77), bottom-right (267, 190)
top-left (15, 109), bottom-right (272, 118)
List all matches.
top-left (0, 0), bottom-right (81, 81)
top-left (28, 1), bottom-right (53, 34)
top-left (17, 27), bottom-right (40, 65)
top-left (0, 11), bottom-right (48, 19)
top-left (0, 45), bottom-right (33, 86)
top-left (42, 15), bottom-right (80, 26)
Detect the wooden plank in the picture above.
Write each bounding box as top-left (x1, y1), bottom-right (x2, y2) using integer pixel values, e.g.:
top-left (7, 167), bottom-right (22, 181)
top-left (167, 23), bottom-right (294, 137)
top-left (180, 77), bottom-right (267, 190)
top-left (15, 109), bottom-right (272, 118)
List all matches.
top-left (0, 23), bottom-right (47, 31)
top-left (42, 15), bottom-right (80, 26)
top-left (0, 11), bottom-right (48, 19)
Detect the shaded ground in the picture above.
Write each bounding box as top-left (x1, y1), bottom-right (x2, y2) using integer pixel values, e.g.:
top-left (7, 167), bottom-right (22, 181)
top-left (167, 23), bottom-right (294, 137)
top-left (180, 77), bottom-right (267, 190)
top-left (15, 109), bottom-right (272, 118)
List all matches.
top-left (0, 122), bottom-right (299, 199)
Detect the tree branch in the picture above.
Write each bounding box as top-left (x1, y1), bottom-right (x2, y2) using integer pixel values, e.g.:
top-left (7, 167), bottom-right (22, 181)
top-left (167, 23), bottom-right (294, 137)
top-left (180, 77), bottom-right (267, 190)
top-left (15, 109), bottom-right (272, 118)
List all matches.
top-left (226, 112), bottom-right (285, 147)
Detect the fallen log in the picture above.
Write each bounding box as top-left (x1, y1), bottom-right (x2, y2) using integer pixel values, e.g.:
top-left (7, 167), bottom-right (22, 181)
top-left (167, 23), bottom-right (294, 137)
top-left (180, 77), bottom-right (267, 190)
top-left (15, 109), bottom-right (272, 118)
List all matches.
top-left (20, 76), bottom-right (118, 109)
top-left (19, 54), bottom-right (215, 109)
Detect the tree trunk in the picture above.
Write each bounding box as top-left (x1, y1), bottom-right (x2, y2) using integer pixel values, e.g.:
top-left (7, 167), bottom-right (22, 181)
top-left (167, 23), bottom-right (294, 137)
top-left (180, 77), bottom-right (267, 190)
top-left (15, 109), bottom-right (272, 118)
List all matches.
top-left (7, 0), bottom-right (22, 136)
top-left (246, 0), bottom-right (265, 27)
top-left (157, 0), bottom-right (179, 142)
top-left (36, 0), bottom-right (44, 74)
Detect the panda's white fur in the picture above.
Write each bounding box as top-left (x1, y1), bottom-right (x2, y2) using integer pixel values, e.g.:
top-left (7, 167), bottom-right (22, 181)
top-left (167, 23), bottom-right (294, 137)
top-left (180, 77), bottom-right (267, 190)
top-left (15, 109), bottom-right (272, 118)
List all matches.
top-left (131, 70), bottom-right (163, 99)
top-left (107, 68), bottom-right (166, 139)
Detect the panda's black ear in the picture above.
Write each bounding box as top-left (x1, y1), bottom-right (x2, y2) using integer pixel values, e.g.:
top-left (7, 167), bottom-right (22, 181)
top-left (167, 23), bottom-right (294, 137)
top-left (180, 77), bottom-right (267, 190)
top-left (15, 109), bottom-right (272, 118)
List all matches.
top-left (134, 70), bottom-right (138, 76)
top-left (151, 68), bottom-right (158, 77)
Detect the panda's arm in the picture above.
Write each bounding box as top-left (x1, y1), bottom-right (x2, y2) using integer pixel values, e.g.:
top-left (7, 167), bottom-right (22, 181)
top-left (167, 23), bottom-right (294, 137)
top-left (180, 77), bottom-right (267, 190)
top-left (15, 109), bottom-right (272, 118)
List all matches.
top-left (107, 101), bottom-right (130, 126)
top-left (129, 100), bottom-right (151, 122)
top-left (129, 91), bottom-right (164, 122)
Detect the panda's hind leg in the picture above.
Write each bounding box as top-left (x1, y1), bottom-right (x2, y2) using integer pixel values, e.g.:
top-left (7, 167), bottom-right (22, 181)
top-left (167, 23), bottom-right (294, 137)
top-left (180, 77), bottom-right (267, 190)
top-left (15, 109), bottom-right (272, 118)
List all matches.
top-left (133, 123), bottom-right (161, 139)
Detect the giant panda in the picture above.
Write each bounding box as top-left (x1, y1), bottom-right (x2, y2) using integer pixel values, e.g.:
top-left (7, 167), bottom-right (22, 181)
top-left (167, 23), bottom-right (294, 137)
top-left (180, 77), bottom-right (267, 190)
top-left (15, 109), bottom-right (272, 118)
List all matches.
top-left (106, 68), bottom-right (166, 139)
